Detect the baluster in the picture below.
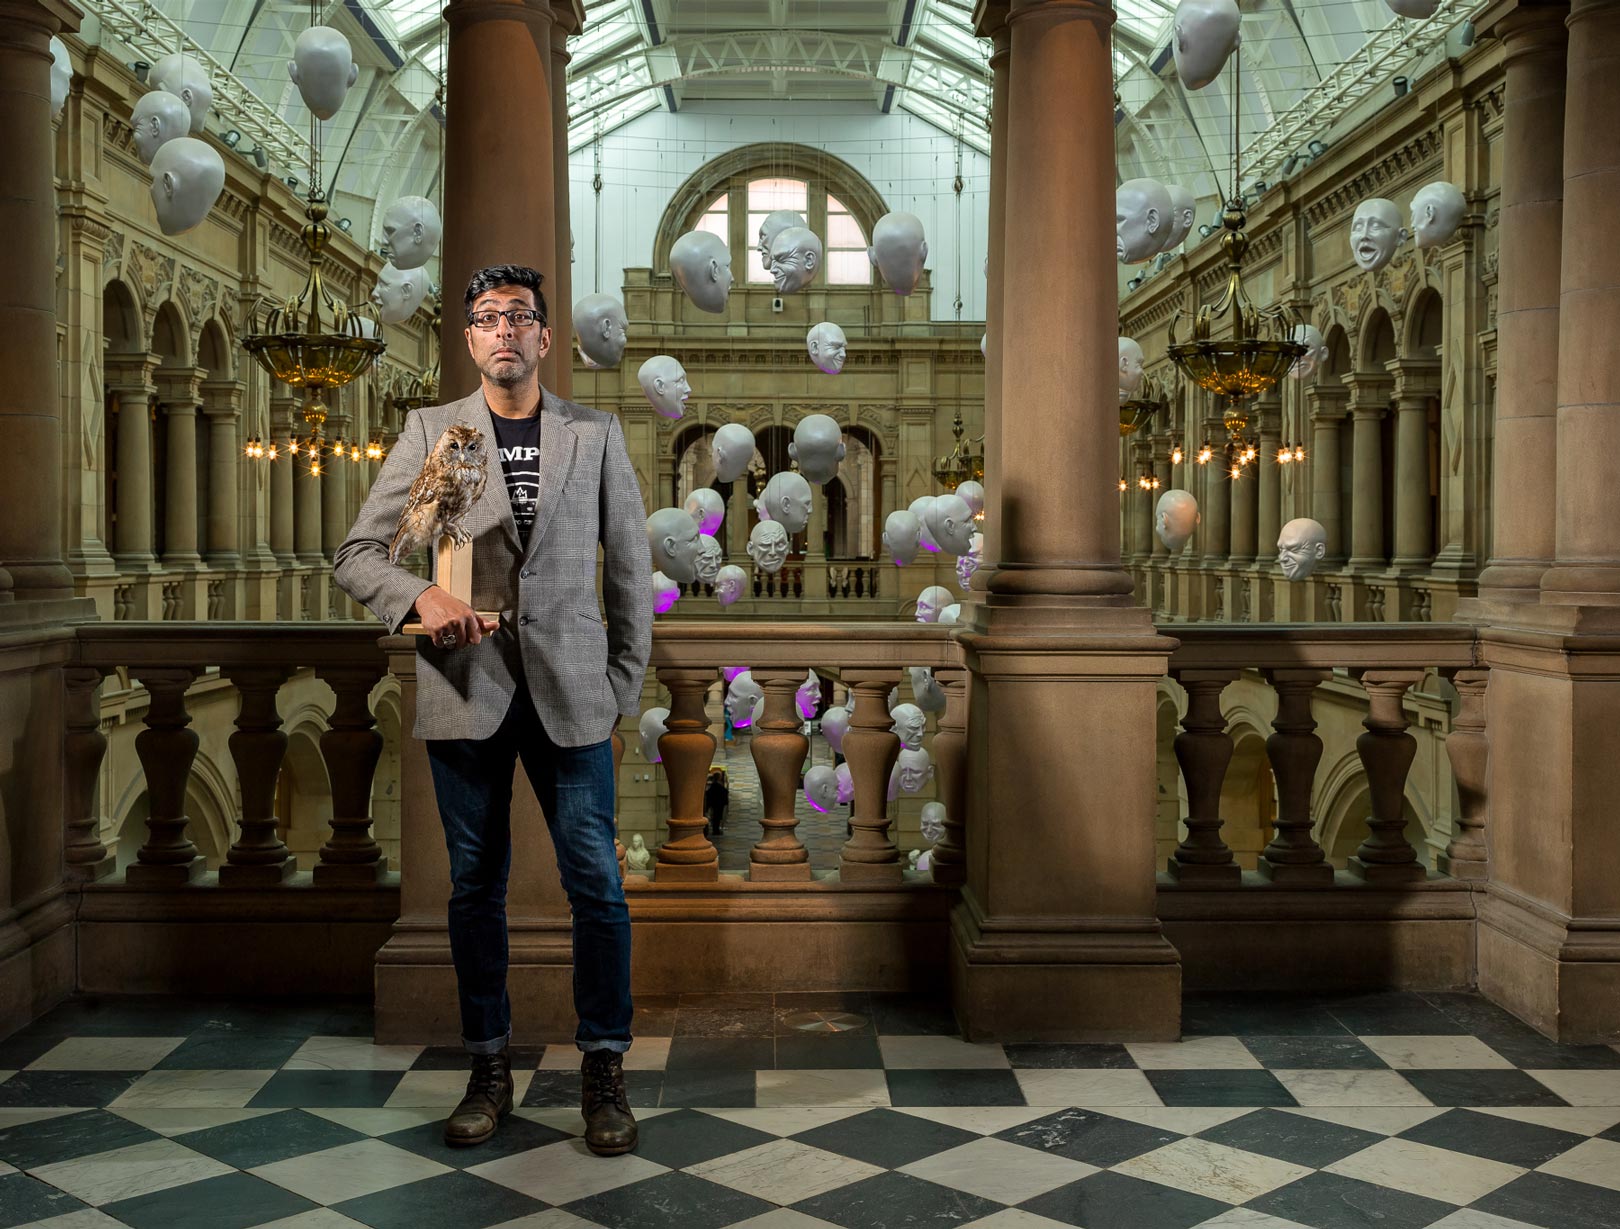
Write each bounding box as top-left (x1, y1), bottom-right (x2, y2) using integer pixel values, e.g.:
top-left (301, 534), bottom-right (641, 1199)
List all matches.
top-left (1168, 669), bottom-right (1241, 882)
top-left (220, 667), bottom-right (295, 884)
top-left (314, 665), bottom-right (387, 884)
top-left (839, 669), bottom-right (904, 882)
top-left (928, 667), bottom-right (968, 886)
top-left (1349, 669), bottom-right (1427, 883)
top-left (1439, 667), bottom-right (1489, 880)
top-left (1259, 668), bottom-right (1334, 884)
top-left (750, 668), bottom-right (813, 880)
top-left (63, 666), bottom-right (115, 881)
top-left (655, 668), bottom-right (719, 880)
top-left (127, 667), bottom-right (205, 885)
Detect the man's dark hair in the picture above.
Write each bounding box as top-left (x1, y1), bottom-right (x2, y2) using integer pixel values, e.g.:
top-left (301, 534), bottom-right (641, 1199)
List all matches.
top-left (464, 265), bottom-right (548, 327)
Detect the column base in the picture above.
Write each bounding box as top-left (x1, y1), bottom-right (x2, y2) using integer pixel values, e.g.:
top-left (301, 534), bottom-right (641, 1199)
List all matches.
top-left (1346, 857), bottom-right (1427, 885)
top-left (375, 927), bottom-right (577, 1046)
top-left (1479, 886), bottom-right (1620, 1044)
top-left (840, 861), bottom-right (904, 885)
top-left (1435, 851), bottom-right (1487, 881)
top-left (750, 861), bottom-right (814, 882)
top-left (219, 859), bottom-right (298, 887)
top-left (652, 860), bottom-right (719, 883)
top-left (1258, 860), bottom-right (1335, 886)
top-left (313, 860), bottom-right (389, 887)
top-left (1540, 563), bottom-right (1620, 606)
top-left (64, 853), bottom-right (117, 884)
top-left (124, 858), bottom-right (205, 886)
top-left (1167, 859), bottom-right (1242, 884)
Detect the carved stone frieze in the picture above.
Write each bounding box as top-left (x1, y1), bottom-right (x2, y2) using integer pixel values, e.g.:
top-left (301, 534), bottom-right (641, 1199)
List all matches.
top-left (1304, 128), bottom-right (1443, 231)
top-left (127, 241), bottom-right (175, 313)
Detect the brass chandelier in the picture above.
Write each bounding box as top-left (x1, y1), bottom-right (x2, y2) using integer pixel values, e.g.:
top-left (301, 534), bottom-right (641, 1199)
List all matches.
top-left (932, 407), bottom-right (985, 492)
top-left (1119, 371), bottom-right (1166, 437)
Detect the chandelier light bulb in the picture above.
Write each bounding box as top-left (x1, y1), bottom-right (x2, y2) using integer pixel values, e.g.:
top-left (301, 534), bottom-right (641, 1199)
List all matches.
top-left (1294, 443), bottom-right (1306, 462)
top-left (268, 444), bottom-right (279, 461)
top-left (1171, 445), bottom-right (1184, 465)
top-left (1118, 476), bottom-right (1128, 493)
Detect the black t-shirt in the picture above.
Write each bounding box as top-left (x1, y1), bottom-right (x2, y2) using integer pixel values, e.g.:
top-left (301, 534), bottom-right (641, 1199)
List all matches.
top-left (488, 411), bottom-right (541, 543)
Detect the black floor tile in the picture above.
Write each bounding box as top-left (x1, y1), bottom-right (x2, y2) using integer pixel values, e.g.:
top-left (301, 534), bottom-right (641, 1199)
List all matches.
top-left (521, 1069), bottom-right (662, 1108)
top-left (1396, 1068), bottom-right (1569, 1108)
top-left (1396, 1107), bottom-right (1588, 1168)
top-left (567, 1169), bottom-right (776, 1229)
top-left (335, 1169), bottom-right (550, 1229)
top-left (0, 1029), bottom-right (70, 1070)
top-left (774, 1031), bottom-right (883, 1070)
top-left (884, 1068), bottom-right (1026, 1107)
top-left (658, 1067), bottom-right (757, 1108)
top-left (1417, 992), bottom-right (1547, 1039)
top-left (245, 1069), bottom-right (405, 1108)
top-left (1004, 1043), bottom-right (1136, 1069)
top-left (995, 1108), bottom-right (1183, 1166)
top-left (673, 993), bottom-right (776, 1038)
top-left (102, 1170), bottom-right (318, 1229)
top-left (313, 1002), bottom-right (378, 1038)
top-left (1248, 1171), bottom-right (1457, 1228)
top-left (619, 1107), bottom-right (775, 1169)
top-left (793, 1170), bottom-right (1002, 1228)
top-left (1241, 1035), bottom-right (1389, 1070)
top-left (632, 995), bottom-right (680, 1036)
top-left (1482, 1032), bottom-right (1620, 1070)
top-left (1145, 1069), bottom-right (1299, 1107)
top-left (773, 991), bottom-right (874, 1028)
top-left (154, 1026), bottom-right (307, 1071)
top-left (178, 1108), bottom-right (369, 1168)
top-left (1019, 1170), bottom-right (1232, 1229)
top-left (1474, 1171), bottom-right (1620, 1229)
top-left (0, 1107), bottom-right (157, 1168)
top-left (0, 1069), bottom-right (144, 1107)
top-left (1181, 993), bottom-right (1350, 1038)
top-left (20, 995), bottom-right (216, 1038)
top-left (793, 1107), bottom-right (980, 1168)
top-left (1324, 993), bottom-right (1468, 1037)
top-left (0, 1171), bottom-right (89, 1228)
top-left (378, 1111), bottom-right (573, 1167)
top-left (868, 993), bottom-right (959, 1037)
top-left (410, 1045), bottom-right (547, 1071)
top-left (1198, 1108), bottom-right (1384, 1168)
top-left (665, 1036), bottom-right (775, 1071)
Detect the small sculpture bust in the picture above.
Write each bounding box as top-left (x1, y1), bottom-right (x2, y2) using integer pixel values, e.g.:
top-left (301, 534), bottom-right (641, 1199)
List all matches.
top-left (380, 196), bottom-right (443, 272)
top-left (895, 746), bottom-right (934, 794)
top-left (1410, 182), bottom-right (1466, 250)
top-left (684, 488), bottom-right (725, 536)
top-left (907, 849), bottom-right (921, 872)
top-left (1118, 179), bottom-right (1173, 264)
top-left (916, 586), bottom-right (954, 623)
top-left (288, 25), bottom-right (358, 121)
top-left (796, 670), bottom-right (822, 721)
top-left (130, 90), bottom-right (190, 165)
top-left (910, 496), bottom-right (941, 552)
top-left (712, 423), bottom-right (756, 483)
top-left (954, 480), bottom-right (985, 517)
top-left (890, 703), bottom-right (926, 750)
top-left (626, 833), bottom-right (653, 872)
top-left (1162, 184), bottom-right (1196, 252)
top-left (1350, 199), bottom-right (1406, 272)
top-left (911, 666), bottom-right (946, 714)
top-left (1172, 0), bottom-right (1242, 91)
top-left (370, 263), bottom-right (426, 324)
top-left (758, 209), bottom-right (806, 270)
top-left (920, 801), bottom-right (947, 846)
top-left (574, 294), bottom-right (629, 368)
top-left (695, 535), bottom-right (723, 584)
top-left (807, 322), bottom-right (848, 375)
top-left (835, 762), bottom-right (854, 805)
top-left (821, 705), bottom-right (851, 754)
top-left (670, 229), bottom-right (733, 313)
top-left (788, 415), bottom-right (846, 485)
top-left (1290, 324), bottom-right (1328, 381)
top-left (726, 670), bottom-right (764, 728)
top-left (1155, 489), bottom-right (1201, 553)
top-left (1277, 517), bottom-right (1329, 581)
top-left (638, 356), bottom-right (690, 419)
top-left (714, 564), bottom-right (748, 606)
top-left (925, 494), bottom-right (976, 557)
top-left (49, 36), bottom-right (70, 120)
top-left (151, 52), bottom-right (211, 134)
top-left (768, 226), bottom-right (823, 294)
top-left (647, 506), bottom-right (702, 583)
top-left (149, 137), bottom-right (225, 237)
top-left (883, 510), bottom-right (923, 566)
top-left (956, 532), bottom-right (984, 588)
top-left (754, 471), bottom-right (814, 534)
top-left (869, 211), bottom-right (929, 296)
top-left (651, 571), bottom-right (680, 614)
top-left (638, 707), bottom-right (669, 762)
top-left (804, 765), bottom-right (839, 812)
top-left (747, 520), bottom-right (790, 574)
top-left (1119, 337), bottom-right (1146, 398)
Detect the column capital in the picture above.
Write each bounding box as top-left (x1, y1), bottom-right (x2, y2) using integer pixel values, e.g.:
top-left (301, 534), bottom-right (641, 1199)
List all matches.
top-left (105, 351), bottom-right (161, 390)
top-left (200, 379), bottom-right (248, 415)
top-left (972, 0), bottom-right (1009, 39)
top-left (154, 365), bottom-right (209, 405)
top-left (1005, 0), bottom-right (1115, 28)
top-left (1386, 356), bottom-right (1440, 402)
top-left (445, 0), bottom-right (556, 34)
top-left (0, 0), bottom-right (82, 40)
top-left (1342, 371), bottom-right (1394, 412)
top-left (1478, 0), bottom-right (1570, 38)
top-left (550, 0), bottom-right (584, 36)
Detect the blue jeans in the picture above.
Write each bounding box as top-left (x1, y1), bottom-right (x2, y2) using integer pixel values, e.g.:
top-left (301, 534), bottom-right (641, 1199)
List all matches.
top-left (426, 684), bottom-right (632, 1056)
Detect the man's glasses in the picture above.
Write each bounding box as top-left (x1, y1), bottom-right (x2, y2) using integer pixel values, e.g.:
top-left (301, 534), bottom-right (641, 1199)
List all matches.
top-left (468, 308), bottom-right (543, 330)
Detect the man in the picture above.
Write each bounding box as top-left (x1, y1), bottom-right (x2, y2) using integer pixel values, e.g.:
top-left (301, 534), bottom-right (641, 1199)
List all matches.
top-left (334, 265), bottom-right (651, 1156)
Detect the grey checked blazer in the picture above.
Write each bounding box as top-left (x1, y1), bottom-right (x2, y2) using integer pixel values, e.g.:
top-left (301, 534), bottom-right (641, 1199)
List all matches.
top-left (334, 387), bottom-right (653, 746)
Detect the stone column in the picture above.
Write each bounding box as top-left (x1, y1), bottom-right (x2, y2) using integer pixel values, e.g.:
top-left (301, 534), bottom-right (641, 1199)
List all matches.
top-left (321, 418), bottom-right (352, 558)
top-left (294, 440), bottom-right (324, 565)
top-left (1307, 384), bottom-right (1348, 560)
top-left (155, 369), bottom-right (205, 568)
top-left (201, 380), bottom-right (244, 566)
top-left (268, 396), bottom-right (297, 564)
top-left (1389, 358), bottom-right (1439, 571)
top-left (548, 1), bottom-right (583, 399)
top-left (442, 0), bottom-right (558, 400)
top-left (1476, 1), bottom-right (1568, 600)
top-left (107, 358), bottom-right (159, 570)
top-left (1229, 452), bottom-right (1258, 565)
top-left (976, 13), bottom-right (1010, 592)
top-left (1151, 441), bottom-right (1172, 560)
top-left (1201, 421), bottom-right (1231, 564)
top-left (724, 479), bottom-right (750, 560)
top-left (1129, 440), bottom-right (1153, 563)
top-left (1257, 399), bottom-right (1282, 566)
top-left (1344, 373), bottom-right (1392, 572)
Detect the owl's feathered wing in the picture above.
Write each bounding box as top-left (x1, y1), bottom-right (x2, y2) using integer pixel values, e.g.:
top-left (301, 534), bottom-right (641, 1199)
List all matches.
top-left (389, 458), bottom-right (445, 564)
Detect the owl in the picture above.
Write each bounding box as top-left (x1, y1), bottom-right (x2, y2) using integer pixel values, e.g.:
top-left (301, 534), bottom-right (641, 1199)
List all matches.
top-left (389, 423), bottom-right (490, 563)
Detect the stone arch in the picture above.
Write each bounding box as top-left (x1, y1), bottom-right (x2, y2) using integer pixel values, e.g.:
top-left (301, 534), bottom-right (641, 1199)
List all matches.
top-left (1221, 721), bottom-right (1275, 870)
top-left (1404, 287), bottom-right (1444, 360)
top-left (185, 750), bottom-right (234, 865)
top-left (198, 315), bottom-right (234, 380)
top-left (103, 278), bottom-right (144, 355)
top-left (151, 299), bottom-right (192, 368)
top-left (1315, 750), bottom-right (1430, 869)
top-left (371, 688), bottom-right (404, 871)
top-left (276, 717), bottom-right (333, 870)
top-left (1357, 306), bottom-right (1398, 371)
top-left (1154, 692), bottom-right (1184, 866)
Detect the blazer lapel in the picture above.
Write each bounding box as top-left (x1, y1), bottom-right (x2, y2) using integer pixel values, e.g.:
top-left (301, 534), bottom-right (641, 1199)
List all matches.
top-left (463, 389), bottom-right (523, 554)
top-left (522, 388), bottom-right (580, 564)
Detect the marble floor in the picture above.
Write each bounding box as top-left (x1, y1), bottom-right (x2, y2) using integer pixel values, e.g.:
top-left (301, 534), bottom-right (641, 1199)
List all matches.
top-left (710, 733), bottom-right (848, 873)
top-left (1, 990), bottom-right (1619, 1228)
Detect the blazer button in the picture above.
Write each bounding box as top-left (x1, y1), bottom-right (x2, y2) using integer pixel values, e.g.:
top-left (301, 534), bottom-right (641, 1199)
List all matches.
top-left (520, 569), bottom-right (529, 579)
top-left (519, 615), bottom-right (531, 626)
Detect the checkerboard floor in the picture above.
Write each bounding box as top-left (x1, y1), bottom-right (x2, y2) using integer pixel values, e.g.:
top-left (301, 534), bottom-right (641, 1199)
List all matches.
top-left (2, 991), bottom-right (1618, 1228)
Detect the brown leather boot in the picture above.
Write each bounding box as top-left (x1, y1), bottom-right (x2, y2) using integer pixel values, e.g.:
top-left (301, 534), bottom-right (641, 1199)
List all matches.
top-left (443, 1048), bottom-right (513, 1147)
top-left (581, 1049), bottom-right (638, 1156)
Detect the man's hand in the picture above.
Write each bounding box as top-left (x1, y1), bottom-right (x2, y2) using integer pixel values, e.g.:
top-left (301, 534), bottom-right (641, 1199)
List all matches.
top-left (412, 585), bottom-right (499, 650)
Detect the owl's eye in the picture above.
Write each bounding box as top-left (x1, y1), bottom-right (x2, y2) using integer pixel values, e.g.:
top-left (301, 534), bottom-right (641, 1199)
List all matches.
top-left (450, 442), bottom-right (460, 450)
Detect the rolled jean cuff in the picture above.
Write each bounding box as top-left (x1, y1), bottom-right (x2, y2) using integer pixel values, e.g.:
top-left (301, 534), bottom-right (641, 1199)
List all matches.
top-left (577, 1039), bottom-right (631, 1054)
top-left (464, 1030), bottom-right (511, 1056)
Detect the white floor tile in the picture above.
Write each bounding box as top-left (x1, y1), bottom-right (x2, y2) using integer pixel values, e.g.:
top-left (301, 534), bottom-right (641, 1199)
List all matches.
top-left (1093, 1107), bottom-right (1252, 1134)
top-left (1326, 1137), bottom-right (1524, 1206)
top-left (469, 1137), bottom-right (667, 1204)
top-left (755, 1068), bottom-right (891, 1108)
top-left (25, 1037), bottom-right (186, 1072)
top-left (1013, 1068), bottom-right (1163, 1107)
top-left (698, 1108), bottom-right (869, 1136)
top-left (382, 1069), bottom-right (533, 1108)
top-left (11, 1211), bottom-right (131, 1229)
top-left (690, 1138), bottom-right (884, 1204)
top-left (106, 1068), bottom-right (275, 1109)
top-left (305, 1108), bottom-right (445, 1135)
top-left (1278, 1106), bottom-right (1445, 1135)
top-left (250, 1212), bottom-right (375, 1229)
top-left (1535, 1136), bottom-right (1620, 1192)
top-left (722, 1211), bottom-right (848, 1229)
top-left (510, 1108), bottom-right (587, 1135)
top-left (0, 1070), bottom-right (11, 1085)
top-left (283, 1036), bottom-right (423, 1071)
top-left (110, 1108), bottom-right (278, 1136)
top-left (899, 1138), bottom-right (1097, 1204)
top-left (30, 1137), bottom-right (234, 1206)
top-left (484, 1212), bottom-right (618, 1229)
top-left (892, 1107), bottom-right (1055, 1136)
top-left (1425, 1211), bottom-right (1547, 1229)
top-left (960, 1213), bottom-right (1097, 1229)
top-left (1358, 1036), bottom-right (1513, 1070)
top-left (1524, 1069), bottom-right (1620, 1106)
top-left (0, 1108), bottom-right (79, 1129)
top-left (1125, 1036), bottom-right (1260, 1070)
top-left (876, 1036), bottom-right (1011, 1069)
top-left (1473, 1106), bottom-right (1620, 1136)
top-left (538, 1039), bottom-right (669, 1072)
top-left (1271, 1069), bottom-right (1432, 1107)
top-left (1192, 1212), bottom-right (1314, 1228)
top-left (0, 1158), bottom-right (13, 1175)
top-left (1114, 1137), bottom-right (1312, 1204)
top-left (250, 1138), bottom-right (451, 1205)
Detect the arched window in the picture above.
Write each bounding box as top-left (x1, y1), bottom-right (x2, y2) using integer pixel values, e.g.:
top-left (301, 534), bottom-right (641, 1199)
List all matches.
top-left (738, 177), bottom-right (869, 286)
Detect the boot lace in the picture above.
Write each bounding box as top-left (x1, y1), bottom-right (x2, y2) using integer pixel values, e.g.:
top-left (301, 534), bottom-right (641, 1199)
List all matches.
top-left (583, 1052), bottom-right (628, 1111)
top-left (466, 1052), bottom-right (507, 1100)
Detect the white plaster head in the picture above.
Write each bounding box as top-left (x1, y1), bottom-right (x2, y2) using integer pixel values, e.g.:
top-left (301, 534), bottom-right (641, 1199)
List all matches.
top-left (796, 670), bottom-right (822, 721)
top-left (695, 534), bottom-right (723, 584)
top-left (684, 488), bottom-right (725, 536)
top-left (49, 36), bottom-right (70, 120)
top-left (895, 746), bottom-right (934, 794)
top-left (637, 355), bottom-right (690, 419)
top-left (746, 519), bottom-right (791, 574)
top-left (821, 705), bottom-right (851, 754)
top-left (954, 480), bottom-right (985, 517)
top-left (714, 564), bottom-right (748, 606)
top-left (891, 703), bottom-right (926, 750)
top-left (1119, 337), bottom-right (1146, 398)
top-left (651, 570), bottom-right (680, 614)
top-left (758, 209), bottom-right (806, 270)
top-left (956, 532), bottom-right (984, 588)
top-left (768, 226), bottom-right (823, 294)
top-left (1277, 517), bottom-right (1329, 581)
top-left (980, 332), bottom-right (988, 359)
top-left (804, 765), bottom-right (839, 812)
top-left (754, 471), bottom-right (814, 534)
top-left (628, 832), bottom-right (649, 863)
top-left (1155, 488), bottom-right (1201, 553)
top-left (909, 496), bottom-right (941, 552)
top-left (938, 603), bottom-right (961, 625)
top-left (723, 666), bottom-right (750, 684)
top-left (807, 322), bottom-right (849, 375)
top-left (883, 510), bottom-right (923, 566)
top-left (130, 90), bottom-right (189, 165)
top-left (889, 685), bottom-right (900, 713)
top-left (916, 585), bottom-right (954, 623)
top-left (148, 137), bottom-right (225, 237)
top-left (925, 493), bottom-right (976, 557)
top-left (151, 53), bottom-right (211, 133)
top-left (1410, 181), bottom-right (1466, 250)
top-left (868, 211), bottom-right (928, 296)
top-left (788, 414), bottom-right (846, 485)
top-left (638, 707), bottom-right (669, 762)
top-left (911, 666), bottom-right (946, 714)
top-left (1350, 198), bottom-right (1407, 272)
top-left (647, 507), bottom-right (702, 582)
top-left (370, 263), bottom-right (427, 324)
top-left (1162, 184), bottom-right (1197, 252)
top-left (670, 229), bottom-right (733, 313)
top-left (711, 423), bottom-right (756, 483)
top-left (288, 26), bottom-right (358, 121)
top-left (726, 670), bottom-right (764, 728)
top-left (835, 762), bottom-right (855, 805)
top-left (920, 801), bottom-right (947, 845)
top-left (1383, 0), bottom-right (1440, 15)
top-left (1117, 178), bottom-right (1173, 264)
top-left (380, 196), bottom-right (442, 272)
top-left (574, 294), bottom-right (629, 368)
top-left (1289, 324), bottom-right (1329, 381)
top-left (1172, 0), bottom-right (1242, 91)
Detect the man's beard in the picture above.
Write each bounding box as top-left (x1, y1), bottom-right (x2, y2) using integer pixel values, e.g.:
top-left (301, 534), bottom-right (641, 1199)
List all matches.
top-left (481, 350), bottom-right (536, 388)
